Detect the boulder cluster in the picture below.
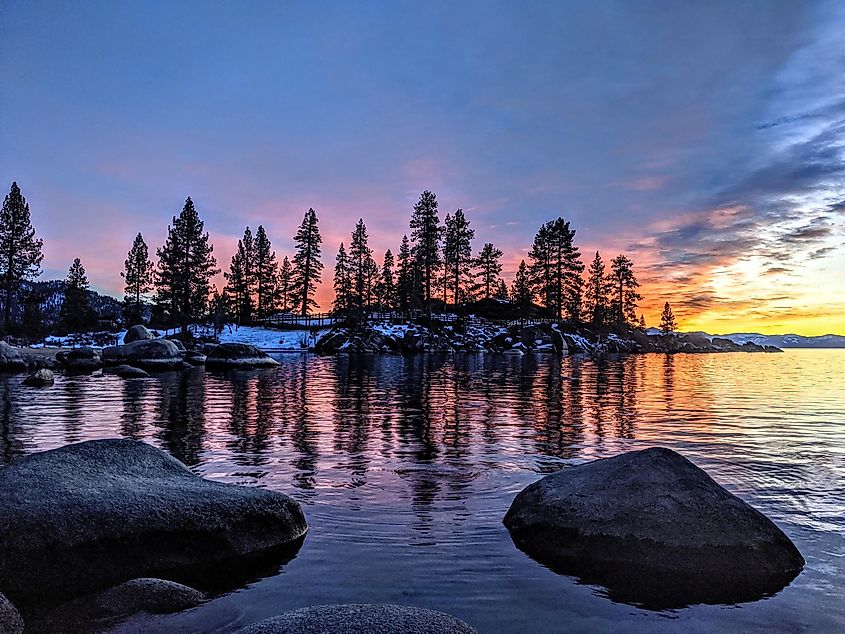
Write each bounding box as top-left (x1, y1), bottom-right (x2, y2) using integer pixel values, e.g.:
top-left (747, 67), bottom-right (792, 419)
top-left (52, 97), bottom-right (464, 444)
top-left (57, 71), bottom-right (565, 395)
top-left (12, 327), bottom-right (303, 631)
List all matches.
top-left (315, 322), bottom-right (569, 354)
top-left (313, 321), bottom-right (782, 356)
top-left (0, 439), bottom-right (307, 630)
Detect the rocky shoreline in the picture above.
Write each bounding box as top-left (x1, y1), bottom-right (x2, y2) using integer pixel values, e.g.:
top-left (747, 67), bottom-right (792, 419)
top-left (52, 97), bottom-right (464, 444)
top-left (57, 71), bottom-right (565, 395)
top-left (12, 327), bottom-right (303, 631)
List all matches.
top-left (0, 321), bottom-right (782, 379)
top-left (313, 321), bottom-right (783, 355)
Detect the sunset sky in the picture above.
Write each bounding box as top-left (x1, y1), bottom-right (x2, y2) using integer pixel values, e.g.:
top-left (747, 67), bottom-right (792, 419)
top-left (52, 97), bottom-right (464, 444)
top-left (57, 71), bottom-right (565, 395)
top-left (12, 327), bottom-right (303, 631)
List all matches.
top-left (1, 0), bottom-right (843, 335)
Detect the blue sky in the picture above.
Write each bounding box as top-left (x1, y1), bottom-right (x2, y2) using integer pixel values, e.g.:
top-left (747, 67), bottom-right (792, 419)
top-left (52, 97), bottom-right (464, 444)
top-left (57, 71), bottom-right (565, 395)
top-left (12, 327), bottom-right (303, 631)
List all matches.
top-left (1, 0), bottom-right (843, 333)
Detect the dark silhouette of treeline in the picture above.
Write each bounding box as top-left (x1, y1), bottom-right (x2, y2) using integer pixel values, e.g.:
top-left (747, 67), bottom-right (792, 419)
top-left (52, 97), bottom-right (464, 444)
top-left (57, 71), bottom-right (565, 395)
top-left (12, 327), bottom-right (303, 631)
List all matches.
top-left (1, 183), bottom-right (663, 338)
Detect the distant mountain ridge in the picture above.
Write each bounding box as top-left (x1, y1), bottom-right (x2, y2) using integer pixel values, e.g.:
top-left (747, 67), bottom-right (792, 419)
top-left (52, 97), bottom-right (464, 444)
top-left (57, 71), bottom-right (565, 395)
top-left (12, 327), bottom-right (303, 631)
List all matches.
top-left (647, 328), bottom-right (845, 348)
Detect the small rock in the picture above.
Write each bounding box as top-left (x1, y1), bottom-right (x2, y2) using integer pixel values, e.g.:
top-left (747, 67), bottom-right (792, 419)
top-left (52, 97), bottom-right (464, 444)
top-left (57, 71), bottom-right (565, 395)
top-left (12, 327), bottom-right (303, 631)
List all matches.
top-left (26, 578), bottom-right (204, 632)
top-left (95, 577), bottom-right (205, 615)
top-left (236, 604), bottom-right (476, 634)
top-left (0, 592), bottom-right (23, 634)
top-left (114, 365), bottom-right (150, 378)
top-left (0, 342), bottom-right (28, 374)
top-left (22, 368), bottom-right (54, 387)
top-left (55, 347), bottom-right (102, 373)
top-left (205, 343), bottom-right (279, 369)
top-left (102, 339), bottom-right (183, 370)
top-left (183, 351), bottom-right (207, 365)
top-left (123, 325), bottom-right (155, 344)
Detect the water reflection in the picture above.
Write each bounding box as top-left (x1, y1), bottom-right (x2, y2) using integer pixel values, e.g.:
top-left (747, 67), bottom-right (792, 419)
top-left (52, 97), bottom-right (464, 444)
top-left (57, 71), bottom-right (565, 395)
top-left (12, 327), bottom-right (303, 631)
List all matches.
top-left (0, 351), bottom-right (843, 619)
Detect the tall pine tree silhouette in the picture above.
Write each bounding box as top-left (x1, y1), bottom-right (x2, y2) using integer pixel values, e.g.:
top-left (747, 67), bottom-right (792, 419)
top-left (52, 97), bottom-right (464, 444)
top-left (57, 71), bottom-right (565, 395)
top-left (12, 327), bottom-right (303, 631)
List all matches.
top-left (254, 225), bottom-right (278, 320)
top-left (528, 218), bottom-right (583, 321)
top-left (121, 232), bottom-right (153, 325)
top-left (409, 190), bottom-right (441, 311)
top-left (349, 218), bottom-right (375, 312)
top-left (155, 197), bottom-right (219, 336)
top-left (511, 259), bottom-right (532, 313)
top-left (443, 209), bottom-right (474, 305)
top-left (396, 235), bottom-right (414, 312)
top-left (225, 227), bottom-right (256, 325)
top-left (660, 302), bottom-right (677, 333)
top-left (608, 254), bottom-right (641, 326)
top-left (60, 258), bottom-right (95, 333)
top-left (585, 251), bottom-right (609, 327)
top-left (377, 249), bottom-right (396, 310)
top-left (474, 242), bottom-right (503, 300)
top-left (277, 256), bottom-right (293, 313)
top-left (333, 242), bottom-right (351, 314)
top-left (0, 182), bottom-right (43, 331)
top-left (291, 208), bottom-right (323, 316)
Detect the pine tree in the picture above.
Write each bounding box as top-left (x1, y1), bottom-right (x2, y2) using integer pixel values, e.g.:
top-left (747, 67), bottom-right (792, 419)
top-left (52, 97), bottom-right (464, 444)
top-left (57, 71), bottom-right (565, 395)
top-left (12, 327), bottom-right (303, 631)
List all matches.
top-left (443, 209), bottom-right (474, 305)
top-left (528, 218), bottom-right (584, 321)
top-left (396, 235), bottom-right (415, 312)
top-left (584, 251), bottom-right (609, 327)
top-left (494, 279), bottom-right (509, 300)
top-left (291, 208), bottom-right (323, 316)
top-left (659, 302), bottom-right (677, 334)
top-left (474, 242), bottom-right (503, 300)
top-left (510, 259), bottom-right (532, 312)
top-left (333, 242), bottom-right (352, 314)
top-left (349, 218), bottom-right (375, 312)
top-left (639, 314), bottom-right (647, 329)
top-left (209, 287), bottom-right (228, 334)
top-left (60, 258), bottom-right (95, 333)
top-left (254, 225), bottom-right (278, 320)
top-left (121, 232), bottom-right (153, 325)
top-left (224, 231), bottom-right (255, 326)
top-left (277, 256), bottom-right (293, 313)
top-left (376, 249), bottom-right (396, 310)
top-left (409, 190), bottom-right (442, 309)
top-left (0, 182), bottom-right (43, 331)
top-left (20, 288), bottom-right (45, 338)
top-left (155, 197), bottom-right (219, 335)
top-left (608, 254), bottom-right (642, 327)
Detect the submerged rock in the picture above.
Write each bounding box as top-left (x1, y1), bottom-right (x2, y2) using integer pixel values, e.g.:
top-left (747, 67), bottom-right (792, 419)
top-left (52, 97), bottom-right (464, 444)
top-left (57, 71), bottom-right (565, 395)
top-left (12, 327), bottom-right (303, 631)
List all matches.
top-left (205, 343), bottom-right (279, 369)
top-left (21, 368), bottom-right (54, 387)
top-left (123, 325), bottom-right (155, 344)
top-left (503, 447), bottom-right (804, 608)
top-left (0, 343), bottom-right (27, 374)
top-left (236, 604), bottom-right (477, 634)
top-left (0, 439), bottom-right (307, 605)
top-left (0, 592), bottom-right (23, 634)
top-left (111, 364), bottom-right (150, 378)
top-left (183, 350), bottom-right (207, 365)
top-left (55, 347), bottom-right (102, 373)
top-left (102, 339), bottom-right (183, 370)
top-left (30, 578), bottom-right (205, 632)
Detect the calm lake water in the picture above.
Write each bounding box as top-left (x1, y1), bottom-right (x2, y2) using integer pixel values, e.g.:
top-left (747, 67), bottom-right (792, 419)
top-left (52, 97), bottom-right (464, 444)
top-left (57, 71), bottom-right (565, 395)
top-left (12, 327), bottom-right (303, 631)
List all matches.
top-left (1, 350), bottom-right (843, 632)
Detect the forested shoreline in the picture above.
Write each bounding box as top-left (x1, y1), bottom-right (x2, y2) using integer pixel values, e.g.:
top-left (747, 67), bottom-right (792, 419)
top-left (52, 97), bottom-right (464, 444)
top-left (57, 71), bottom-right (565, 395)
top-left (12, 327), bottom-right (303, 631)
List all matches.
top-left (1, 182), bottom-right (680, 340)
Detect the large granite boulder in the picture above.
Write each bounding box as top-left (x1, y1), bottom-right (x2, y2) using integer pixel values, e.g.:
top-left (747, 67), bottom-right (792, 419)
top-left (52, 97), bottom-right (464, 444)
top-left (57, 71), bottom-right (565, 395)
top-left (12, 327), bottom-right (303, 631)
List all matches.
top-left (0, 592), bottom-right (23, 634)
top-left (55, 347), bottom-right (102, 373)
top-left (102, 339), bottom-right (183, 370)
top-left (123, 325), bottom-right (155, 344)
top-left (236, 604), bottom-right (477, 634)
top-left (22, 368), bottom-right (54, 387)
top-left (0, 439), bottom-right (307, 605)
top-left (0, 343), bottom-right (26, 373)
top-left (504, 447), bottom-right (804, 607)
top-left (205, 343), bottom-right (279, 369)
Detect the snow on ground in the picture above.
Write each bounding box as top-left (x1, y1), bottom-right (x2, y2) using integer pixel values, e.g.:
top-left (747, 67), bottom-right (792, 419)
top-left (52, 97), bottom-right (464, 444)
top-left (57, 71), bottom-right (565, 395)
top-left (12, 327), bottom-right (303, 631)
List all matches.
top-left (111, 324), bottom-right (324, 351)
top-left (216, 325), bottom-right (321, 351)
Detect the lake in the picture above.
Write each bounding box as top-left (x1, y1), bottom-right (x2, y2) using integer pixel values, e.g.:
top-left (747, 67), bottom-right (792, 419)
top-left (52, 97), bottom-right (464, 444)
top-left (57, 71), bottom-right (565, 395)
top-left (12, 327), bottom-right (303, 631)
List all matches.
top-left (1, 349), bottom-right (843, 632)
